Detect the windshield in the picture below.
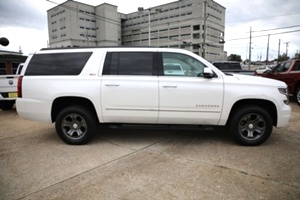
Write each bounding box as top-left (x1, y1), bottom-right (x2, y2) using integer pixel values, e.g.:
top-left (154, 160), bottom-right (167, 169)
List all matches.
top-left (273, 62), bottom-right (291, 73)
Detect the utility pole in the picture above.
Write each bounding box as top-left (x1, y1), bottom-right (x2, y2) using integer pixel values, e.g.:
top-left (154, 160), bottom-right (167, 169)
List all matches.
top-left (266, 34), bottom-right (270, 65)
top-left (248, 27), bottom-right (252, 70)
top-left (202, 1), bottom-right (207, 59)
top-left (284, 42), bottom-right (290, 57)
top-left (278, 39), bottom-right (281, 61)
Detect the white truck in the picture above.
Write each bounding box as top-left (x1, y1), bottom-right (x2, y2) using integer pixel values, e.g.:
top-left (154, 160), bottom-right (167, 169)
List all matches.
top-left (0, 63), bottom-right (23, 110)
top-left (16, 47), bottom-right (291, 146)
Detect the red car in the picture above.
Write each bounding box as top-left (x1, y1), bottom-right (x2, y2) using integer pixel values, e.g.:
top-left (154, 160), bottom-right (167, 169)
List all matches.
top-left (262, 59), bottom-right (300, 105)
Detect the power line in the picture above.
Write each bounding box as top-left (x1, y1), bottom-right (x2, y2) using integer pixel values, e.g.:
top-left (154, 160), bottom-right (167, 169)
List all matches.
top-left (252, 25), bottom-right (300, 33)
top-left (227, 29), bottom-right (300, 41)
top-left (227, 12), bottom-right (300, 23)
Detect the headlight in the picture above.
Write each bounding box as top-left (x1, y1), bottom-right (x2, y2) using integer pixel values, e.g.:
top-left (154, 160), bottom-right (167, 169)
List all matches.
top-left (278, 87), bottom-right (289, 105)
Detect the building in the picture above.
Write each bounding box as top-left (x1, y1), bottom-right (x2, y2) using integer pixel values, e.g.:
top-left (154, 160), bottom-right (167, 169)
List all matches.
top-left (47, 0), bottom-right (227, 61)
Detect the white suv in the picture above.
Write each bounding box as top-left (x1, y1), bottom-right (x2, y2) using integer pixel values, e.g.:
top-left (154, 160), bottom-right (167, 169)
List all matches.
top-left (16, 47), bottom-right (291, 145)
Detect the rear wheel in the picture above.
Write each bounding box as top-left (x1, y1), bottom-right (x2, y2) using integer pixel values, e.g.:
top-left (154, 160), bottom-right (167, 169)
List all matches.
top-left (0, 101), bottom-right (15, 110)
top-left (228, 106), bottom-right (273, 146)
top-left (55, 106), bottom-right (96, 145)
top-left (296, 87), bottom-right (300, 106)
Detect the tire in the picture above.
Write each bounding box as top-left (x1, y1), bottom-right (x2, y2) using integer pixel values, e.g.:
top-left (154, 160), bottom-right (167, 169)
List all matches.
top-left (55, 105), bottom-right (96, 145)
top-left (0, 101), bottom-right (15, 110)
top-left (228, 106), bottom-right (273, 146)
top-left (296, 87), bottom-right (300, 106)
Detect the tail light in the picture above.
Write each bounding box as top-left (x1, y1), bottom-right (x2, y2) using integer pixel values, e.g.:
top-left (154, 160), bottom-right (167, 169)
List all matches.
top-left (17, 76), bottom-right (23, 98)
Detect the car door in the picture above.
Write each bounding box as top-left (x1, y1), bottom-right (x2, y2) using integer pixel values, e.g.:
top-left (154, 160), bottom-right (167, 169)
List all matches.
top-left (158, 52), bottom-right (224, 125)
top-left (101, 50), bottom-right (159, 123)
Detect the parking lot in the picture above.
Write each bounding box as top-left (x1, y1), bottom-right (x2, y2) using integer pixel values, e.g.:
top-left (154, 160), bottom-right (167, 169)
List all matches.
top-left (0, 100), bottom-right (299, 200)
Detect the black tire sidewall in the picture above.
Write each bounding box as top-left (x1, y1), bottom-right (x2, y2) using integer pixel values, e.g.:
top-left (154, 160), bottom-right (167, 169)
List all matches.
top-left (0, 101), bottom-right (15, 110)
top-left (296, 87), bottom-right (300, 106)
top-left (229, 106), bottom-right (273, 146)
top-left (55, 106), bottom-right (96, 145)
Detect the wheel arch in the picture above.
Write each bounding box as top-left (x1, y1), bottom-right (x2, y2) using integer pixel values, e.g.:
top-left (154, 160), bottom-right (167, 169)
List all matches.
top-left (227, 99), bottom-right (277, 127)
top-left (51, 96), bottom-right (99, 123)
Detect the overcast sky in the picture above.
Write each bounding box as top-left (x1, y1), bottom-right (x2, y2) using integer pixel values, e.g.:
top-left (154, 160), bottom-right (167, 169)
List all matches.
top-left (0, 0), bottom-right (299, 61)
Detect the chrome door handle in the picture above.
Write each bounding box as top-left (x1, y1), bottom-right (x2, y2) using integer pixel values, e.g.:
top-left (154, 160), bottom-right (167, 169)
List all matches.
top-left (105, 83), bottom-right (119, 87)
top-left (162, 85), bottom-right (177, 88)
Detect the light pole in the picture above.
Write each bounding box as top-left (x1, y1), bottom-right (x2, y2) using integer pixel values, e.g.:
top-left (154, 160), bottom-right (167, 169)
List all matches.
top-left (138, 7), bottom-right (161, 46)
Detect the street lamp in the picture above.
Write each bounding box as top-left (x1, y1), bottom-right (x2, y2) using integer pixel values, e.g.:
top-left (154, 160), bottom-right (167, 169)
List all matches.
top-left (138, 7), bottom-right (161, 46)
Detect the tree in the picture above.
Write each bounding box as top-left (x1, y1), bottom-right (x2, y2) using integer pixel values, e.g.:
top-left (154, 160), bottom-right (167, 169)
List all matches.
top-left (227, 54), bottom-right (242, 62)
top-left (294, 53), bottom-right (300, 59)
top-left (276, 53), bottom-right (290, 62)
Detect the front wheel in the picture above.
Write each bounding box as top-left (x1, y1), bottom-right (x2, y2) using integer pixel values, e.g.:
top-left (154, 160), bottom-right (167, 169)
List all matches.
top-left (296, 87), bottom-right (300, 106)
top-left (228, 106), bottom-right (273, 146)
top-left (55, 106), bottom-right (96, 145)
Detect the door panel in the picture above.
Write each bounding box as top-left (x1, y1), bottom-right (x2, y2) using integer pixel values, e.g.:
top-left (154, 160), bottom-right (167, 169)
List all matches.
top-left (101, 51), bottom-right (159, 123)
top-left (158, 77), bottom-right (223, 124)
top-left (101, 76), bottom-right (159, 123)
top-left (158, 52), bottom-right (223, 125)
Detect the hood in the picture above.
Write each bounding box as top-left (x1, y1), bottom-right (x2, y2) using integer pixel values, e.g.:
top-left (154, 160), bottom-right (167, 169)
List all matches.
top-left (229, 73), bottom-right (287, 88)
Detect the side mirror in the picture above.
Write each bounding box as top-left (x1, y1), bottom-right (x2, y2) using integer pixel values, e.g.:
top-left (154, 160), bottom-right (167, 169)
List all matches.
top-left (203, 68), bottom-right (214, 78)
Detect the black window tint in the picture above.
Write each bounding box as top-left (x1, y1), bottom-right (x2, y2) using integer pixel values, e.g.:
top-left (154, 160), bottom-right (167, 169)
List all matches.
top-left (103, 52), bottom-right (154, 75)
top-left (25, 52), bottom-right (92, 75)
top-left (213, 63), bottom-right (240, 70)
top-left (0, 62), bottom-right (5, 75)
top-left (293, 61), bottom-right (300, 71)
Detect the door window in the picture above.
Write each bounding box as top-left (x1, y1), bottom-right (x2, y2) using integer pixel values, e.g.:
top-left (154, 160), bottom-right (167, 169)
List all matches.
top-left (161, 52), bottom-right (206, 77)
top-left (103, 52), bottom-right (155, 75)
top-left (292, 61), bottom-right (300, 71)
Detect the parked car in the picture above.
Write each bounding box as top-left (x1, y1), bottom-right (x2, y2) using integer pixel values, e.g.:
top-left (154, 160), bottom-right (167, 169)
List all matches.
top-left (0, 63), bottom-right (23, 110)
top-left (212, 61), bottom-right (255, 75)
top-left (16, 47), bottom-right (291, 146)
top-left (262, 59), bottom-right (300, 105)
top-left (254, 66), bottom-right (271, 75)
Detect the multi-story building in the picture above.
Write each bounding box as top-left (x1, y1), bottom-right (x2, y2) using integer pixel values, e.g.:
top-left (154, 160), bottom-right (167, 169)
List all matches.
top-left (47, 0), bottom-right (226, 61)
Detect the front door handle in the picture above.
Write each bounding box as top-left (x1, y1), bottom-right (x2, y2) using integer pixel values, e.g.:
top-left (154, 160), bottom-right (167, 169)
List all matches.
top-left (105, 83), bottom-right (120, 87)
top-left (162, 85), bottom-right (177, 88)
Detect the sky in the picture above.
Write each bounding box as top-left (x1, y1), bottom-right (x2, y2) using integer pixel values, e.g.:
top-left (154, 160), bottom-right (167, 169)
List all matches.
top-left (0, 0), bottom-right (299, 61)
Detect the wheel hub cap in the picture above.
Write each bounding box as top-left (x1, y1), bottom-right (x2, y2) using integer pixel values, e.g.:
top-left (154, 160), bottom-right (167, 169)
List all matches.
top-left (248, 124), bottom-right (254, 129)
top-left (73, 123), bottom-right (78, 129)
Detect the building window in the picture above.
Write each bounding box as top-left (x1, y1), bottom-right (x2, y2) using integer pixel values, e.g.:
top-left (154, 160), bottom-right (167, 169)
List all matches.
top-left (193, 33), bottom-right (200, 39)
top-left (193, 25), bottom-right (200, 31)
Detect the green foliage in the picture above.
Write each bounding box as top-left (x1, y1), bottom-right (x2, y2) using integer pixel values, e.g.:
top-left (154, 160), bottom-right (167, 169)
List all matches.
top-left (277, 53), bottom-right (290, 62)
top-left (227, 54), bottom-right (242, 62)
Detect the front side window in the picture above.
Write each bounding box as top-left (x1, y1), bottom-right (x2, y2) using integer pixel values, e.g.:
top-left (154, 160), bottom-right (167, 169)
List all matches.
top-left (103, 52), bottom-right (155, 75)
top-left (162, 52), bottom-right (206, 77)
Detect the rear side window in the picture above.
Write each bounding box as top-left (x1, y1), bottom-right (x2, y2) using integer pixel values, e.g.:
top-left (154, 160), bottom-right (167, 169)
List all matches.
top-left (103, 52), bottom-right (155, 75)
top-left (25, 52), bottom-right (92, 75)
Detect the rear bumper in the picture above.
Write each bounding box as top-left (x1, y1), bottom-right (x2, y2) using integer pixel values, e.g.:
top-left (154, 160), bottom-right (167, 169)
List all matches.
top-left (16, 98), bottom-right (52, 123)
